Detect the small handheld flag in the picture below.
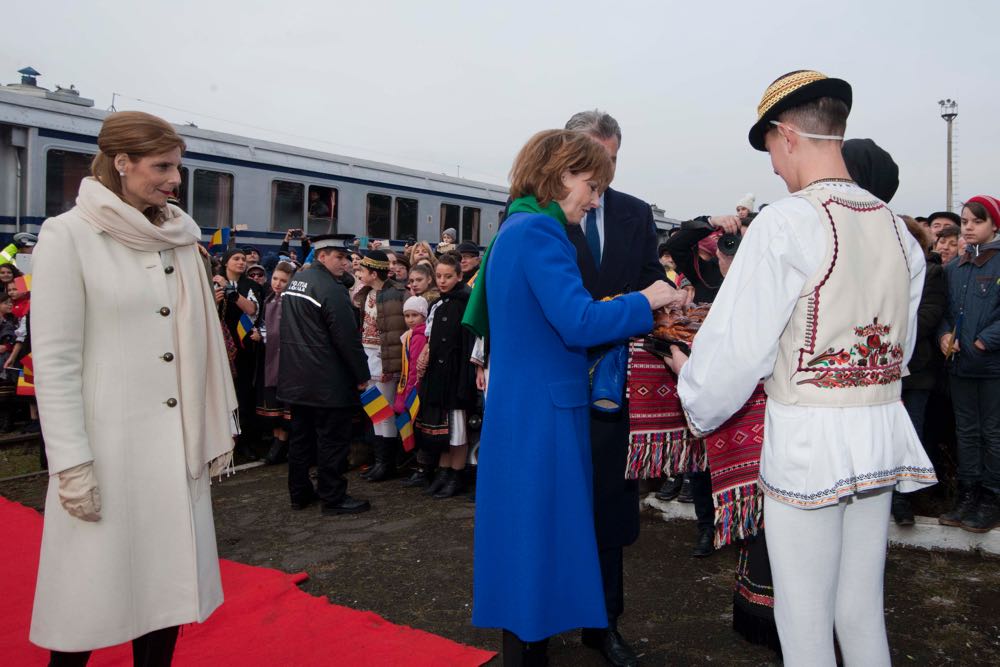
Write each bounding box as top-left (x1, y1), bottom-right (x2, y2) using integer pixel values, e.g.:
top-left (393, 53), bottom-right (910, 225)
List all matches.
top-left (404, 389), bottom-right (420, 422)
top-left (16, 368), bottom-right (34, 397)
top-left (396, 411), bottom-right (416, 452)
top-left (13, 275), bottom-right (30, 294)
top-left (236, 313), bottom-right (254, 343)
top-left (361, 385), bottom-right (394, 425)
top-left (210, 228), bottom-right (231, 249)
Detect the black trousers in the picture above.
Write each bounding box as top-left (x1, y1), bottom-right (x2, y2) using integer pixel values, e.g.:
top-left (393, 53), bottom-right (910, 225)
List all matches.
top-left (288, 404), bottom-right (354, 506)
top-left (49, 626), bottom-right (179, 667)
top-left (598, 545), bottom-right (624, 623)
top-left (689, 470), bottom-right (714, 531)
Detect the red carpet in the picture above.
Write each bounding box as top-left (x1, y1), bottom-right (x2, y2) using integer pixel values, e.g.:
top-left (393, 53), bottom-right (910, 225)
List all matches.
top-left (0, 496), bottom-right (494, 666)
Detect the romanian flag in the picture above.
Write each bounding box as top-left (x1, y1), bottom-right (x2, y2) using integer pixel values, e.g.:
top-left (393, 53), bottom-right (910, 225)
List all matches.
top-left (0, 243), bottom-right (18, 266)
top-left (15, 355), bottom-right (35, 396)
top-left (20, 353), bottom-right (32, 380)
top-left (13, 275), bottom-right (30, 294)
top-left (403, 388), bottom-right (420, 422)
top-left (209, 228), bottom-right (231, 249)
top-left (236, 313), bottom-right (254, 343)
top-left (396, 411), bottom-right (416, 452)
top-left (360, 385), bottom-right (393, 425)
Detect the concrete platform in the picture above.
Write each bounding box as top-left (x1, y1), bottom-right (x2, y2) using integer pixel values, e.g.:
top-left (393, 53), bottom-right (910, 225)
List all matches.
top-left (641, 493), bottom-right (1000, 555)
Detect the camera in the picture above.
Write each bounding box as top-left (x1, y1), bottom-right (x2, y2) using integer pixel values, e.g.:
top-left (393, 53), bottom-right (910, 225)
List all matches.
top-left (718, 233), bottom-right (741, 256)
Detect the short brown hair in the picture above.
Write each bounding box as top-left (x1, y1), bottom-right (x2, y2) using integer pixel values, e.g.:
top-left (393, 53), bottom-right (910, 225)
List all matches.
top-left (965, 201), bottom-right (990, 223)
top-left (509, 130), bottom-right (614, 206)
top-left (777, 97), bottom-right (849, 140)
top-left (91, 111), bottom-right (186, 201)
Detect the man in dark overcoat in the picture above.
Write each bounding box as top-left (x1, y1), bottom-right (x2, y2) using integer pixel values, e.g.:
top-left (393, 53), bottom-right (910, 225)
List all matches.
top-left (564, 110), bottom-right (664, 667)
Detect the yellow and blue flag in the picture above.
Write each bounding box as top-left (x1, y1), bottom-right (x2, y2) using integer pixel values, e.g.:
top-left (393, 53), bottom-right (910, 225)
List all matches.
top-left (210, 228), bottom-right (231, 249)
top-left (396, 411), bottom-right (416, 452)
top-left (404, 389), bottom-right (420, 422)
top-left (236, 313), bottom-right (254, 344)
top-left (361, 385), bottom-right (393, 425)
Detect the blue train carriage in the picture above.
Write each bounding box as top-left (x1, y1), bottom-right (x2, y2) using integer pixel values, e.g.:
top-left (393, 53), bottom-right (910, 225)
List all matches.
top-left (0, 73), bottom-right (509, 255)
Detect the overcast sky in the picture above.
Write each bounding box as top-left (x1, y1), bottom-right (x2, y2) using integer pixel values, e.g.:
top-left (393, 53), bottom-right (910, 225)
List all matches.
top-left (3, 0), bottom-right (996, 219)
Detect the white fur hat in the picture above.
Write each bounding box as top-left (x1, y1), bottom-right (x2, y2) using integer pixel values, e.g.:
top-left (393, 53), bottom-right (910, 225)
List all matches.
top-left (736, 193), bottom-right (755, 211)
top-left (403, 295), bottom-right (429, 317)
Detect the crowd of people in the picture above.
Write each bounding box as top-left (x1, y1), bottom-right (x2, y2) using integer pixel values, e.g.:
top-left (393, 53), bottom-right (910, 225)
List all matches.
top-left (16, 69), bottom-right (999, 666)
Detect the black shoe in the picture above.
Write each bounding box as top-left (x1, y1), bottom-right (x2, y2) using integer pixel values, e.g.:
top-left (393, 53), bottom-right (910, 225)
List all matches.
top-left (581, 628), bottom-right (638, 667)
top-left (891, 490), bottom-right (915, 526)
top-left (677, 476), bottom-right (694, 503)
top-left (962, 488), bottom-right (1000, 533)
top-left (940, 482), bottom-right (979, 527)
top-left (264, 438), bottom-right (288, 465)
top-left (655, 476), bottom-right (683, 502)
top-left (367, 438), bottom-right (398, 482)
top-left (290, 495), bottom-right (318, 511)
top-left (503, 630), bottom-right (549, 667)
top-left (425, 468), bottom-right (450, 496)
top-left (691, 526), bottom-right (714, 558)
top-left (321, 496), bottom-right (371, 515)
top-left (434, 469), bottom-right (463, 499)
top-left (401, 468), bottom-right (433, 488)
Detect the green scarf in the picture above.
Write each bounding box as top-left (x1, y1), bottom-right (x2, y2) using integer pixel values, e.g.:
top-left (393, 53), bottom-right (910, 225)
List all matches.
top-left (461, 196), bottom-right (567, 339)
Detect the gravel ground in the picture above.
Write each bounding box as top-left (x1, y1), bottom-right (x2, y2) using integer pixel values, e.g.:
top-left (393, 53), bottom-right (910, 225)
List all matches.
top-left (4, 463), bottom-right (999, 666)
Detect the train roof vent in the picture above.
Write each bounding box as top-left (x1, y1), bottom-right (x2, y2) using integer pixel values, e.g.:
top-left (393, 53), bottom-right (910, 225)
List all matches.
top-left (6, 67), bottom-right (94, 107)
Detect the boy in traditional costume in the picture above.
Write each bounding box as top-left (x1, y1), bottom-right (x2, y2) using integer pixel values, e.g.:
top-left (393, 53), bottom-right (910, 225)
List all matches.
top-left (666, 70), bottom-right (936, 665)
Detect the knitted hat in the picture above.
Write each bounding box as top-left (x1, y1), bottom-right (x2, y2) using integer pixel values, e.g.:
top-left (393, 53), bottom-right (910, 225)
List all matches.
top-left (403, 295), bottom-right (429, 317)
top-left (222, 247), bottom-right (245, 266)
top-left (442, 227), bottom-right (458, 240)
top-left (966, 195), bottom-right (1000, 231)
top-left (749, 70), bottom-right (852, 151)
top-left (736, 193), bottom-right (755, 211)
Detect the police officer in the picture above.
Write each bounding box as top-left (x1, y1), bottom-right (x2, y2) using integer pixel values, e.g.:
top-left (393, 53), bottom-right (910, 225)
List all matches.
top-left (278, 234), bottom-right (372, 514)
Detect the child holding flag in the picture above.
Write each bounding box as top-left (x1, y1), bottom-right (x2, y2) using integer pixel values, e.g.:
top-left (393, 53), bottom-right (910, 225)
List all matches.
top-left (394, 296), bottom-right (431, 487)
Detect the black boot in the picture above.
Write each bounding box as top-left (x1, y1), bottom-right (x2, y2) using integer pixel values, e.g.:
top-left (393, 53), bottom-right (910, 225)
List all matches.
top-left (939, 481), bottom-right (980, 527)
top-left (582, 626), bottom-right (638, 667)
top-left (502, 629), bottom-right (549, 667)
top-left (264, 437), bottom-right (289, 465)
top-left (367, 438), bottom-right (397, 482)
top-left (434, 468), bottom-right (463, 499)
top-left (425, 467), bottom-right (450, 496)
top-left (691, 525), bottom-right (714, 558)
top-left (402, 467), bottom-right (434, 488)
top-left (962, 488), bottom-right (1000, 533)
top-left (891, 490), bottom-right (915, 526)
top-left (677, 475), bottom-right (694, 503)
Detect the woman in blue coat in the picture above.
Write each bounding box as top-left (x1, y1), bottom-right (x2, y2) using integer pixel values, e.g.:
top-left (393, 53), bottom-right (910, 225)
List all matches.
top-left (468, 130), bottom-right (679, 664)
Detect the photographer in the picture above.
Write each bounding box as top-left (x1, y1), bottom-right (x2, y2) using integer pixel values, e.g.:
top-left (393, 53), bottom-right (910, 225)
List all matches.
top-left (263, 228), bottom-right (311, 274)
top-left (663, 214), bottom-right (749, 303)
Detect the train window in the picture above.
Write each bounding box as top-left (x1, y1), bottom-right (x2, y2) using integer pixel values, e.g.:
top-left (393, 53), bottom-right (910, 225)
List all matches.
top-left (462, 207), bottom-right (481, 244)
top-left (45, 149), bottom-right (94, 217)
top-left (193, 169), bottom-right (233, 228)
top-left (307, 186), bottom-right (338, 235)
top-left (173, 167), bottom-right (190, 211)
top-left (366, 193), bottom-right (391, 239)
top-left (395, 197), bottom-right (418, 240)
top-left (440, 203), bottom-right (460, 238)
top-left (271, 180), bottom-right (304, 232)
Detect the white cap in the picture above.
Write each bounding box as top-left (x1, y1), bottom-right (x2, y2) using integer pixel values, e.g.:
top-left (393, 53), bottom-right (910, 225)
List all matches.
top-left (736, 193), bottom-right (755, 211)
top-left (403, 296), bottom-right (428, 317)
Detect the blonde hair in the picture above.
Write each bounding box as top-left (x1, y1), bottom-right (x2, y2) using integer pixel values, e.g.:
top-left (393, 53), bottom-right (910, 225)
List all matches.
top-left (410, 241), bottom-right (438, 267)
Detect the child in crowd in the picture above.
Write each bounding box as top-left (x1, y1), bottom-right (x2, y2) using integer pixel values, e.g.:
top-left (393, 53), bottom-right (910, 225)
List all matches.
top-left (253, 261), bottom-right (295, 465)
top-left (407, 263), bottom-right (440, 305)
top-left (3, 279), bottom-right (38, 434)
top-left (418, 253), bottom-right (477, 499)
top-left (0, 292), bottom-right (19, 431)
top-left (355, 250), bottom-right (408, 482)
top-left (437, 228), bottom-right (457, 255)
top-left (938, 195), bottom-right (1000, 532)
top-left (934, 225), bottom-right (961, 264)
top-left (395, 296), bottom-right (433, 487)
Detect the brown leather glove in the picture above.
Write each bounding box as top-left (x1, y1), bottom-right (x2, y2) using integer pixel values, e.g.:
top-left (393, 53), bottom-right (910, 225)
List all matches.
top-left (58, 462), bottom-right (101, 522)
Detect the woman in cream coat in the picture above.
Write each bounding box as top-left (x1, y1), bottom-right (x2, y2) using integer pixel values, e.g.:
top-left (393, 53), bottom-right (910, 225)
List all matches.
top-left (29, 111), bottom-right (238, 665)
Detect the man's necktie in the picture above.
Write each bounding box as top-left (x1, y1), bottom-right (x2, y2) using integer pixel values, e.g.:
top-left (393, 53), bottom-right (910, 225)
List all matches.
top-left (585, 208), bottom-right (601, 266)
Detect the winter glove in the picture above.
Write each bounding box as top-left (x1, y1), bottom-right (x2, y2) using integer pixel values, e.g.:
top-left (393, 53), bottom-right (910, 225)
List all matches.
top-left (58, 461), bottom-right (101, 522)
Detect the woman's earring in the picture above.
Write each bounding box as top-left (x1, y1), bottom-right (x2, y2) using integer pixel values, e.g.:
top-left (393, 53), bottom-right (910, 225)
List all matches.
top-left (118, 171), bottom-right (125, 176)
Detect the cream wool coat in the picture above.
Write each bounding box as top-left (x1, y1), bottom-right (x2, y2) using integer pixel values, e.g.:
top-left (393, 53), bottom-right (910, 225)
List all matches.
top-left (29, 207), bottom-right (224, 651)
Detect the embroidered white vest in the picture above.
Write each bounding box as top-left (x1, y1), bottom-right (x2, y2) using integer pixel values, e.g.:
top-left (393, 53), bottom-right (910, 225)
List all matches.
top-left (764, 184), bottom-right (911, 407)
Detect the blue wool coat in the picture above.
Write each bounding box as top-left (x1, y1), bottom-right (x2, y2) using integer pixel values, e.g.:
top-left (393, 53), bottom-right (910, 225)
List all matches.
top-left (472, 212), bottom-right (654, 641)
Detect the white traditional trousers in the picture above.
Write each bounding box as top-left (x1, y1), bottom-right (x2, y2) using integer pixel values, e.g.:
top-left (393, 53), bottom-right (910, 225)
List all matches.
top-left (764, 489), bottom-right (892, 667)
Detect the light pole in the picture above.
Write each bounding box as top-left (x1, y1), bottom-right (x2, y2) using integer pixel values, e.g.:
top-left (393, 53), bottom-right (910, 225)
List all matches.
top-left (938, 99), bottom-right (958, 212)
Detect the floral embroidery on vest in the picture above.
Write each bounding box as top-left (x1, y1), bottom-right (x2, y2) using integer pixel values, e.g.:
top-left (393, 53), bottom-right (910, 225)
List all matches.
top-left (795, 317), bottom-right (903, 389)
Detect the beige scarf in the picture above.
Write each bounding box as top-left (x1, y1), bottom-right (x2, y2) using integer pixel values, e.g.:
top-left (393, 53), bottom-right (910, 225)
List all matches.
top-left (75, 177), bottom-right (238, 479)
